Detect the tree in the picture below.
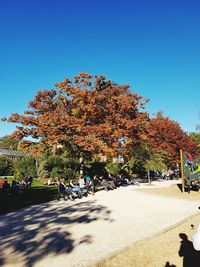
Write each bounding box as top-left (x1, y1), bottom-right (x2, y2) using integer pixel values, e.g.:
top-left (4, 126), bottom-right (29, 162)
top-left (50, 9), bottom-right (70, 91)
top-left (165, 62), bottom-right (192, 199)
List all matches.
top-left (0, 156), bottom-right (14, 176)
top-left (37, 155), bottom-right (79, 179)
top-left (14, 156), bottom-right (37, 180)
top-left (189, 132), bottom-right (200, 145)
top-left (0, 135), bottom-right (20, 150)
top-left (144, 153), bottom-right (167, 184)
top-left (105, 162), bottom-right (121, 176)
top-left (148, 116), bottom-right (199, 164)
top-left (2, 73), bottom-right (149, 159)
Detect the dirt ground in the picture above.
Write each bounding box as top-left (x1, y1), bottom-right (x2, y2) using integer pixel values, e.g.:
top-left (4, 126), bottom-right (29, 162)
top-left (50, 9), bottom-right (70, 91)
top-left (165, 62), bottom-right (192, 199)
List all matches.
top-left (91, 184), bottom-right (200, 267)
top-left (1, 181), bottom-right (200, 267)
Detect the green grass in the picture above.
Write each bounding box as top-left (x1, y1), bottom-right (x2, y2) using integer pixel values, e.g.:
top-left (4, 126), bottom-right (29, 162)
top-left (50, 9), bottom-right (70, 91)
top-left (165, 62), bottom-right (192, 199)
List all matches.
top-left (0, 177), bottom-right (45, 187)
top-left (0, 178), bottom-right (58, 215)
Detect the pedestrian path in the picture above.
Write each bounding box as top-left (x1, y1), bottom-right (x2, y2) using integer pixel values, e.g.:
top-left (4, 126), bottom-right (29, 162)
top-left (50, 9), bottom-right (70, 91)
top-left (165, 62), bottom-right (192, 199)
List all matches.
top-left (0, 182), bottom-right (198, 267)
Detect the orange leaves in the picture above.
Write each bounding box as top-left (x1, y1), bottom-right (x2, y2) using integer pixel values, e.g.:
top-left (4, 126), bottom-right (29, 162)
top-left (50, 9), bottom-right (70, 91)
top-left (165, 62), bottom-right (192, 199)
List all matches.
top-left (2, 73), bottom-right (149, 157)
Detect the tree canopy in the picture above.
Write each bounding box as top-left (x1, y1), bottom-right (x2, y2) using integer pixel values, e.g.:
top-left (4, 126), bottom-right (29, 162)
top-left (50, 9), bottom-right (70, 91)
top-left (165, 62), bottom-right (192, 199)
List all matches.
top-left (2, 73), bottom-right (149, 157)
top-left (147, 116), bottom-right (199, 164)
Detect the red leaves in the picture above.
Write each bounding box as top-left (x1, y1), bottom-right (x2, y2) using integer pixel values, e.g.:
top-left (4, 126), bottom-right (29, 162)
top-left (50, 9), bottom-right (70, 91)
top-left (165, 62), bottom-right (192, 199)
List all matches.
top-left (147, 116), bottom-right (199, 164)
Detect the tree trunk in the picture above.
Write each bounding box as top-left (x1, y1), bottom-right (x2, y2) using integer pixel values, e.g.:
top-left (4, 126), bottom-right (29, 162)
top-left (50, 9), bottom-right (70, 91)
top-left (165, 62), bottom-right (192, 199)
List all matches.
top-left (148, 170), bottom-right (151, 184)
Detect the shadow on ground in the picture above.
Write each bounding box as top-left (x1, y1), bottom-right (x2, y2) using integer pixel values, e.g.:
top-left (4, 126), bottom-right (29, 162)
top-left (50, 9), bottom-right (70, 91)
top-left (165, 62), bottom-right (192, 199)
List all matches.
top-left (0, 199), bottom-right (113, 267)
top-left (165, 232), bottom-right (200, 267)
top-left (0, 187), bottom-right (58, 215)
top-left (178, 232), bottom-right (200, 267)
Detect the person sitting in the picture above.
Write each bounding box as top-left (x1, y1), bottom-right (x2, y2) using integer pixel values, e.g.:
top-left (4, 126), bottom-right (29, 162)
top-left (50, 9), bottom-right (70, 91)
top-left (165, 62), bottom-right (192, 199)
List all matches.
top-left (0, 177), bottom-right (6, 189)
top-left (11, 179), bottom-right (21, 195)
top-left (99, 176), bottom-right (109, 191)
top-left (69, 179), bottom-right (82, 199)
top-left (106, 176), bottom-right (116, 190)
top-left (78, 176), bottom-right (89, 196)
top-left (25, 175), bottom-right (33, 189)
top-left (47, 178), bottom-right (56, 186)
top-left (65, 186), bottom-right (74, 201)
top-left (92, 176), bottom-right (100, 192)
top-left (19, 180), bottom-right (26, 191)
top-left (84, 175), bottom-right (95, 195)
top-left (1, 177), bottom-right (10, 194)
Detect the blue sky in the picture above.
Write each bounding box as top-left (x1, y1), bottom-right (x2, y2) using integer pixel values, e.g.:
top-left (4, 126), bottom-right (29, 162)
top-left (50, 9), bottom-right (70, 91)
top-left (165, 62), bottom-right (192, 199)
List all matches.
top-left (0, 0), bottom-right (200, 137)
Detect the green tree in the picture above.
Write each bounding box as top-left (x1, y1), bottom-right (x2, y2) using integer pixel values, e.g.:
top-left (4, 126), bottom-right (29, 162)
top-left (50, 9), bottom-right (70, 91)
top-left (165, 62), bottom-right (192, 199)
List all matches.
top-left (105, 162), bottom-right (121, 176)
top-left (0, 135), bottom-right (20, 149)
top-left (37, 155), bottom-right (79, 180)
top-left (144, 153), bottom-right (167, 184)
top-left (0, 156), bottom-right (14, 176)
top-left (189, 132), bottom-right (200, 145)
top-left (14, 156), bottom-right (37, 180)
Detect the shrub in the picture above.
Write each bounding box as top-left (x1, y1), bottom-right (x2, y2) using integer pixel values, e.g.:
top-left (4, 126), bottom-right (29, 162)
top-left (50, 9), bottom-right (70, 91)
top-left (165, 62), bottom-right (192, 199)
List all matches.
top-left (0, 156), bottom-right (14, 176)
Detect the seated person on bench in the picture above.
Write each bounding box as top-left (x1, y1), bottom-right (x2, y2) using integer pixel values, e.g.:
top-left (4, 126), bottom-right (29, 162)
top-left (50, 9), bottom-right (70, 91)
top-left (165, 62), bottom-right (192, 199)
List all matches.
top-left (69, 179), bottom-right (82, 199)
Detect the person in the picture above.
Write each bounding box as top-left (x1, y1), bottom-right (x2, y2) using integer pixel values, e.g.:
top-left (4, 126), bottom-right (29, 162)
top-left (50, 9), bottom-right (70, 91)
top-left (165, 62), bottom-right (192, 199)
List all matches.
top-left (92, 176), bottom-right (100, 192)
top-left (25, 175), bottom-right (33, 189)
top-left (19, 180), bottom-right (26, 191)
top-left (185, 153), bottom-right (194, 173)
top-left (57, 178), bottom-right (66, 200)
top-left (78, 176), bottom-right (89, 196)
top-left (193, 223), bottom-right (200, 251)
top-left (65, 186), bottom-right (74, 201)
top-left (1, 177), bottom-right (10, 194)
top-left (69, 179), bottom-right (82, 199)
top-left (106, 176), bottom-right (116, 190)
top-left (0, 177), bottom-right (6, 188)
top-left (11, 179), bottom-right (21, 195)
top-left (47, 178), bottom-right (56, 186)
top-left (84, 175), bottom-right (94, 195)
top-left (99, 176), bottom-right (109, 191)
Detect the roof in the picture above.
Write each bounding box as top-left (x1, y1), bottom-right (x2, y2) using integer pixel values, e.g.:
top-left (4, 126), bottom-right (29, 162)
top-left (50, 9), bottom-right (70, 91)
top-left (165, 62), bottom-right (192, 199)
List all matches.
top-left (0, 148), bottom-right (26, 157)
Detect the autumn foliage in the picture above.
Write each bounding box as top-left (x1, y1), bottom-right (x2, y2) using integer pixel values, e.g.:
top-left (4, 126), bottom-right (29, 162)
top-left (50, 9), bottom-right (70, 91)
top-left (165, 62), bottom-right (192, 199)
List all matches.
top-left (3, 73), bottom-right (149, 157)
top-left (2, 73), bottom-right (199, 166)
top-left (147, 116), bottom-right (200, 164)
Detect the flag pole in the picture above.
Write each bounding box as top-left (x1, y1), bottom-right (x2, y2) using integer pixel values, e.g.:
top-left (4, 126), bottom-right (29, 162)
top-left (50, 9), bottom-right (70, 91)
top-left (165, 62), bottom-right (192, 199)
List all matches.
top-left (180, 149), bottom-right (185, 192)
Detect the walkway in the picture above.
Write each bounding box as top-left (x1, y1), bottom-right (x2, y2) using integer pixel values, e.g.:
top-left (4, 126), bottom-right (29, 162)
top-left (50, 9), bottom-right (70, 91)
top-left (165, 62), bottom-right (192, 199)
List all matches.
top-left (0, 181), bottom-right (199, 267)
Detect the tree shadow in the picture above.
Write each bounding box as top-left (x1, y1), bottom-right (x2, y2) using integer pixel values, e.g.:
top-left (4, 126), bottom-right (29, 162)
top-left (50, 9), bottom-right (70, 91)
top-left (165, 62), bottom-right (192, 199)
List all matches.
top-left (0, 199), bottom-right (113, 267)
top-left (178, 233), bottom-right (200, 267)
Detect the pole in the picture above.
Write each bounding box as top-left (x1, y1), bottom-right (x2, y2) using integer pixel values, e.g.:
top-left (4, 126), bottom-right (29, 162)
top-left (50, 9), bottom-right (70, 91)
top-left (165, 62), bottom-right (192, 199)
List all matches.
top-left (180, 149), bottom-right (185, 192)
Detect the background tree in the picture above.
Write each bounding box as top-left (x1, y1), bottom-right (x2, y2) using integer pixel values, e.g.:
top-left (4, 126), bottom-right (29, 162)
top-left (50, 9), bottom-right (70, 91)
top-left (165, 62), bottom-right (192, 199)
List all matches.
top-left (0, 135), bottom-right (20, 149)
top-left (144, 153), bottom-right (167, 184)
top-left (0, 156), bottom-right (14, 176)
top-left (147, 116), bottom-right (199, 165)
top-left (37, 155), bottom-right (79, 180)
top-left (14, 156), bottom-right (37, 180)
top-left (189, 132), bottom-right (200, 145)
top-left (105, 162), bottom-right (121, 177)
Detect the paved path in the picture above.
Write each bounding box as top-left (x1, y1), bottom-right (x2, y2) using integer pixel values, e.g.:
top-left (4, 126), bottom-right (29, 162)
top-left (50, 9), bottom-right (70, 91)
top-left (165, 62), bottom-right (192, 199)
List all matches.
top-left (0, 181), bottom-right (199, 267)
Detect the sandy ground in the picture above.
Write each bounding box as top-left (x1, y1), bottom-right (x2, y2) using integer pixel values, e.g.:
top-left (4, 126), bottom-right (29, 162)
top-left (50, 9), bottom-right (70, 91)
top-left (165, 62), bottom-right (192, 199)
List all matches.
top-left (0, 180), bottom-right (200, 267)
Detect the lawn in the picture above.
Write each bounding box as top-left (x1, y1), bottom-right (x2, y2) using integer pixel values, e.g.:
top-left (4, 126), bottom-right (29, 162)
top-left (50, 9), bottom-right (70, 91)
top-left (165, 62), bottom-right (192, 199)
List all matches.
top-left (0, 177), bottom-right (58, 215)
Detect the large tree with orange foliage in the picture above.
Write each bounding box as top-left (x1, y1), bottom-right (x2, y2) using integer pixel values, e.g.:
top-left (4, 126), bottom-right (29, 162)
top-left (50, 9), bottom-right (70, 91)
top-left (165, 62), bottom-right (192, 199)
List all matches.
top-left (148, 115), bottom-right (199, 164)
top-left (2, 73), bottom-right (149, 158)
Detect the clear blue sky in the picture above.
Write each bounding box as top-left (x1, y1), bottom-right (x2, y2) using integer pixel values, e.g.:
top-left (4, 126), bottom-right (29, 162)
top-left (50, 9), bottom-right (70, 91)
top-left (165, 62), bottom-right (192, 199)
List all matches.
top-left (0, 0), bottom-right (200, 137)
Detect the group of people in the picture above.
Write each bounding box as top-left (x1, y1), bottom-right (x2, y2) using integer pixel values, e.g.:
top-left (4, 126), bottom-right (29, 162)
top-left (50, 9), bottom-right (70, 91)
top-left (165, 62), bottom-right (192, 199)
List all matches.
top-left (0, 176), bottom-right (33, 195)
top-left (57, 175), bottom-right (94, 201)
top-left (56, 174), bottom-right (133, 201)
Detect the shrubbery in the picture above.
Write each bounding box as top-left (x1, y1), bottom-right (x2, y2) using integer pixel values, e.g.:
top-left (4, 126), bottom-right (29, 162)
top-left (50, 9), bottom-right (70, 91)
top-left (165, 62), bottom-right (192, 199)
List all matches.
top-left (0, 156), bottom-right (14, 176)
top-left (14, 156), bottom-right (37, 180)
